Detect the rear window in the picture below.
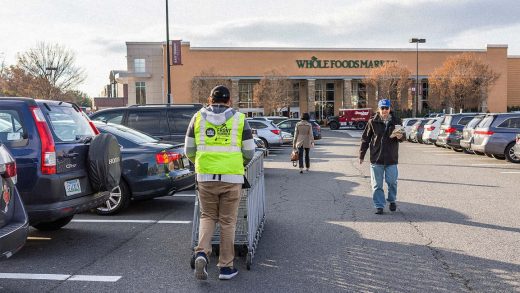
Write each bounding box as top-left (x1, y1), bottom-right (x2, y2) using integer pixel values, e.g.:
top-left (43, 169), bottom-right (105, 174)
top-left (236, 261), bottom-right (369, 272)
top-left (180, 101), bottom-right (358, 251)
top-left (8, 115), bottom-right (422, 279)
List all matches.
top-left (425, 119), bottom-right (435, 125)
top-left (405, 119), bottom-right (418, 126)
top-left (249, 121), bottom-right (268, 129)
top-left (45, 104), bottom-right (95, 143)
top-left (98, 123), bottom-right (158, 145)
top-left (458, 116), bottom-right (475, 126)
top-left (477, 116), bottom-right (495, 128)
top-left (466, 117), bottom-right (483, 129)
top-left (497, 117), bottom-right (520, 129)
top-left (0, 110), bottom-right (27, 147)
top-left (91, 110), bottom-right (124, 124)
top-left (442, 116), bottom-right (453, 125)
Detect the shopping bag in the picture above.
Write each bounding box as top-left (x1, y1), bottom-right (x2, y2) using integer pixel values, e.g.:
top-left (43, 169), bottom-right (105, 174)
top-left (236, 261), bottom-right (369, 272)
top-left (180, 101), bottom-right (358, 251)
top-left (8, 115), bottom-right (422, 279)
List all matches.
top-left (290, 149), bottom-right (299, 167)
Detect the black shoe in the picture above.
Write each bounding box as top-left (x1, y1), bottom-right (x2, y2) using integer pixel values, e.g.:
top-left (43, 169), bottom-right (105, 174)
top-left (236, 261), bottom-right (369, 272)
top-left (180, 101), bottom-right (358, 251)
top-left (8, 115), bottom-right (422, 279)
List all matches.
top-left (375, 208), bottom-right (384, 214)
top-left (389, 202), bottom-right (397, 212)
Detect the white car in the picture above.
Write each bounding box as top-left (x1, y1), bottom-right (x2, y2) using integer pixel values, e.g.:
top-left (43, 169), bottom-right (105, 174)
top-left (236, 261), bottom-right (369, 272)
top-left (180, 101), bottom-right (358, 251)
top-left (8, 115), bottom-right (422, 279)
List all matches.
top-left (422, 116), bottom-right (444, 144)
top-left (247, 120), bottom-right (283, 148)
top-left (402, 118), bottom-right (422, 141)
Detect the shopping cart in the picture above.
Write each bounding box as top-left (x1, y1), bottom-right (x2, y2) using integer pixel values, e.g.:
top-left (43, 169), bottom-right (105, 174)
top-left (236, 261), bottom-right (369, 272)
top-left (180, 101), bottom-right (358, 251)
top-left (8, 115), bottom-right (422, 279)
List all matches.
top-left (190, 151), bottom-right (266, 270)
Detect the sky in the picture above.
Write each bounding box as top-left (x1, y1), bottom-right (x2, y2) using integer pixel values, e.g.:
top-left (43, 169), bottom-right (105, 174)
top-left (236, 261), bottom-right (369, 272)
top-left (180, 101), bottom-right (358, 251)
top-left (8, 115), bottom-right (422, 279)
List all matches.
top-left (1, 0), bottom-right (520, 98)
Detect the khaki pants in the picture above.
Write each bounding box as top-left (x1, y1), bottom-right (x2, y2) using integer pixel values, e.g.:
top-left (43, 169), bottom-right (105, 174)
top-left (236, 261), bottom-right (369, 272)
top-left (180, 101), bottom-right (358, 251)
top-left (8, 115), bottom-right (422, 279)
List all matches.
top-left (195, 181), bottom-right (242, 268)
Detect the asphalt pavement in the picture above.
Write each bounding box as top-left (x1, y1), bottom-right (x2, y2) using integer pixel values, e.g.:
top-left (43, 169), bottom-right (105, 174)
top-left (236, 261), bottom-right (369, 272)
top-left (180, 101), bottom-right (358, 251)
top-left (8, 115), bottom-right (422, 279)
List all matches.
top-left (1, 129), bottom-right (519, 292)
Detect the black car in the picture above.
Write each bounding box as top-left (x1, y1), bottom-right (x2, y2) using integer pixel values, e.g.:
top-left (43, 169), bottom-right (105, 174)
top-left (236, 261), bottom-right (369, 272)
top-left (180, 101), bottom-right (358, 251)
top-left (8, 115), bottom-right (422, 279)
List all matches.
top-left (93, 122), bottom-right (195, 215)
top-left (0, 98), bottom-right (119, 230)
top-left (276, 119), bottom-right (322, 140)
top-left (90, 104), bottom-right (203, 144)
top-left (0, 144), bottom-right (29, 259)
top-left (436, 113), bottom-right (480, 151)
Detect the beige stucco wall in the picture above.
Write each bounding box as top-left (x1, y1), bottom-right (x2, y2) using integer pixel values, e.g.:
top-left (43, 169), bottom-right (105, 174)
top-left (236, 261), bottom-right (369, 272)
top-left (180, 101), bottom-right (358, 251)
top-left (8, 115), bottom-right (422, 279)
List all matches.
top-left (126, 42), bottom-right (164, 105)
top-left (164, 42), bottom-right (515, 112)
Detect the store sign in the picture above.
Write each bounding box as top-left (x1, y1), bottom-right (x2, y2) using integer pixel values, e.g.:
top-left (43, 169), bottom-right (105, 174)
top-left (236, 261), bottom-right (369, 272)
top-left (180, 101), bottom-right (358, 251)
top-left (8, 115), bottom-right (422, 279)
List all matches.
top-left (296, 56), bottom-right (397, 69)
top-left (172, 40), bottom-right (182, 65)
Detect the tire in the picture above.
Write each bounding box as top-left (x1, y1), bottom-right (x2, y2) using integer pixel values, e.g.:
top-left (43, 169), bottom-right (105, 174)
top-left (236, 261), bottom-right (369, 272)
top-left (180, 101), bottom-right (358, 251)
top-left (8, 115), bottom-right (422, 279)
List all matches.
top-left (505, 142), bottom-right (520, 163)
top-left (329, 121), bottom-right (340, 130)
top-left (463, 148), bottom-right (473, 154)
top-left (452, 148), bottom-right (463, 152)
top-left (88, 133), bottom-right (122, 192)
top-left (95, 180), bottom-right (131, 215)
top-left (33, 215), bottom-right (74, 231)
top-left (474, 151), bottom-right (485, 156)
top-left (485, 153), bottom-right (493, 158)
top-left (355, 121), bottom-right (366, 130)
top-left (260, 138), bottom-right (269, 149)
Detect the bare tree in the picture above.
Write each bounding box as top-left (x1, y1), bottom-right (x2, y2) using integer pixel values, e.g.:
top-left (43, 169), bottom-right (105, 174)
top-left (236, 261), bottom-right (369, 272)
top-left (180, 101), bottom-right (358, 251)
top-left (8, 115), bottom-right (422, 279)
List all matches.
top-left (429, 53), bottom-right (499, 112)
top-left (363, 63), bottom-right (411, 110)
top-left (253, 70), bottom-right (292, 115)
top-left (191, 69), bottom-right (231, 104)
top-left (16, 42), bottom-right (86, 98)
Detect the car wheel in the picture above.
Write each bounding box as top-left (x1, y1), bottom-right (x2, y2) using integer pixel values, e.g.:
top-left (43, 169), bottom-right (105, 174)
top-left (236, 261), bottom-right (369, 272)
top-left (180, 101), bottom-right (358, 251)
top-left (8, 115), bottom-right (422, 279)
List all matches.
top-left (260, 138), bottom-right (269, 149)
top-left (463, 148), bottom-right (473, 154)
top-left (505, 142), bottom-right (520, 163)
top-left (32, 215), bottom-right (74, 231)
top-left (329, 121), bottom-right (339, 130)
top-left (492, 154), bottom-right (505, 160)
top-left (485, 153), bottom-right (493, 158)
top-left (474, 151), bottom-right (485, 156)
top-left (355, 122), bottom-right (366, 130)
top-left (95, 180), bottom-right (131, 215)
top-left (452, 148), bottom-right (463, 152)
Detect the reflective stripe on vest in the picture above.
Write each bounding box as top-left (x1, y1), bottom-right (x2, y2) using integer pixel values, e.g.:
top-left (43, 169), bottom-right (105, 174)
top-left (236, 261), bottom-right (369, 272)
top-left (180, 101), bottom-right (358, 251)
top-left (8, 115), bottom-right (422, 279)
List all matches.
top-left (194, 111), bottom-right (245, 175)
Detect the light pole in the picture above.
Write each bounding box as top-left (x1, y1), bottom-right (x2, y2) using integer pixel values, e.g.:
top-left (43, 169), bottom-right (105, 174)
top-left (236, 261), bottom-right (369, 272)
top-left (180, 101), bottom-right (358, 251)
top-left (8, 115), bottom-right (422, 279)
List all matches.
top-left (409, 38), bottom-right (426, 117)
top-left (165, 0), bottom-right (172, 104)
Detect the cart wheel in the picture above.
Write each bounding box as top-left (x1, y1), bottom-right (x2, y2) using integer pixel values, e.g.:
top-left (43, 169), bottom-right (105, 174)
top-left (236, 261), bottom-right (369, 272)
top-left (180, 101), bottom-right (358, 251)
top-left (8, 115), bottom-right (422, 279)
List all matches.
top-left (246, 253), bottom-right (252, 270)
top-left (190, 254), bottom-right (195, 269)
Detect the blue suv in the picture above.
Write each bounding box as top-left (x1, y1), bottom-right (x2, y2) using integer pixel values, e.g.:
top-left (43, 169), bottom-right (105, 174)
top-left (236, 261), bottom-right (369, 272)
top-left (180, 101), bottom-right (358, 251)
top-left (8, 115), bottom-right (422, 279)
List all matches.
top-left (0, 98), bottom-right (117, 230)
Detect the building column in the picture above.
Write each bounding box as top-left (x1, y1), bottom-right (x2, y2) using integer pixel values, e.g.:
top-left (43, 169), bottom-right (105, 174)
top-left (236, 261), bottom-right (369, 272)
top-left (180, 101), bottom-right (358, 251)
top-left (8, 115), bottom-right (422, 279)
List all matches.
top-left (231, 79), bottom-right (239, 110)
top-left (307, 79), bottom-right (316, 119)
top-left (343, 79), bottom-right (353, 109)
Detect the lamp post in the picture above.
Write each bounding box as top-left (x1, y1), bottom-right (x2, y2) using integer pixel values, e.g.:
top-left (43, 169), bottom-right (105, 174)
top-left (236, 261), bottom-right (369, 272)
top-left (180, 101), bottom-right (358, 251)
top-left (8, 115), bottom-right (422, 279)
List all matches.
top-left (165, 0), bottom-right (172, 104)
top-left (409, 38), bottom-right (426, 117)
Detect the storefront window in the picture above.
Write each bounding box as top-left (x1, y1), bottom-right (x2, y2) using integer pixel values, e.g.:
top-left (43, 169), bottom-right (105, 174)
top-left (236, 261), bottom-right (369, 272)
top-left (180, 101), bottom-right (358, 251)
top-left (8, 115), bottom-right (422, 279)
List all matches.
top-left (238, 82), bottom-right (256, 108)
top-left (290, 82), bottom-right (300, 107)
top-left (357, 83), bottom-right (367, 108)
top-left (136, 82), bottom-right (146, 105)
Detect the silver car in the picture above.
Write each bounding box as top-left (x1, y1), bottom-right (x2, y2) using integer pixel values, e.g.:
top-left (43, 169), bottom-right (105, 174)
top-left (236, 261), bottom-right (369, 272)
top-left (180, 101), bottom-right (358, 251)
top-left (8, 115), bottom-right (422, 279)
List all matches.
top-left (471, 113), bottom-right (520, 163)
top-left (513, 134), bottom-right (520, 159)
top-left (247, 120), bottom-right (283, 148)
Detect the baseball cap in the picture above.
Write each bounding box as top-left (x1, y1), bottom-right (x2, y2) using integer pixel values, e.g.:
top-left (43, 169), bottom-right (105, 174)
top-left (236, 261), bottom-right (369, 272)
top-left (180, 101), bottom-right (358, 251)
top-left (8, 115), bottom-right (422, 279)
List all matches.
top-left (378, 99), bottom-right (391, 108)
top-left (210, 85), bottom-right (230, 101)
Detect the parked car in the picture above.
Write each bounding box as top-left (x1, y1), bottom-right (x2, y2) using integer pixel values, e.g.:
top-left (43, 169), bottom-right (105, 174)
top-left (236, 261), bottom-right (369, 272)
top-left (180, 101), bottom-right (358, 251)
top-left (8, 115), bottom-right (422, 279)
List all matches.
top-left (409, 119), bottom-right (432, 143)
top-left (436, 113), bottom-right (480, 151)
top-left (402, 118), bottom-right (421, 141)
top-left (460, 115), bottom-right (486, 154)
top-left (0, 144), bottom-right (29, 259)
top-left (0, 98), bottom-right (118, 230)
top-left (471, 113), bottom-right (520, 163)
top-left (276, 119), bottom-right (322, 140)
top-left (93, 122), bottom-right (195, 215)
top-left (252, 129), bottom-right (268, 157)
top-left (327, 108), bottom-right (373, 130)
top-left (90, 104), bottom-right (203, 144)
top-left (422, 116), bottom-right (444, 144)
top-left (247, 120), bottom-right (283, 148)
top-left (265, 116), bottom-right (290, 125)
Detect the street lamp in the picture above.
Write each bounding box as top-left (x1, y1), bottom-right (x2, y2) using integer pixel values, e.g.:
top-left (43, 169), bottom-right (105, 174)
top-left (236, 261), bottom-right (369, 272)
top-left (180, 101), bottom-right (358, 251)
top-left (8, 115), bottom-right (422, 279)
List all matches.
top-left (165, 0), bottom-right (172, 104)
top-left (409, 38), bottom-right (426, 117)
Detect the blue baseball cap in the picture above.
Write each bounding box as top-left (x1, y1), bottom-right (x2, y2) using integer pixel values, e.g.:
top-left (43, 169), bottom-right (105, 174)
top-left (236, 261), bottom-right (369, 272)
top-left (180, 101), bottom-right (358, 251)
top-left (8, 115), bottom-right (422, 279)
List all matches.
top-left (378, 99), bottom-right (391, 108)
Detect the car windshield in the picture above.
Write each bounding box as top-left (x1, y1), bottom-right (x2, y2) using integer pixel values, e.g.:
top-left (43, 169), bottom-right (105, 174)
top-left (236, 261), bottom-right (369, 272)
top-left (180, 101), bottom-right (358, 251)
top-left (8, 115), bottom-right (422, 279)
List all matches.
top-left (97, 123), bottom-right (158, 144)
top-left (45, 104), bottom-right (95, 143)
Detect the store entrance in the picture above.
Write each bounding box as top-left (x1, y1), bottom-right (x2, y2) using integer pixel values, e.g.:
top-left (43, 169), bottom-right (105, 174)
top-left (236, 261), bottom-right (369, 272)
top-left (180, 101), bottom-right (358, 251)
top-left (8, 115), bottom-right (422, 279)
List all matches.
top-left (314, 81), bottom-right (335, 122)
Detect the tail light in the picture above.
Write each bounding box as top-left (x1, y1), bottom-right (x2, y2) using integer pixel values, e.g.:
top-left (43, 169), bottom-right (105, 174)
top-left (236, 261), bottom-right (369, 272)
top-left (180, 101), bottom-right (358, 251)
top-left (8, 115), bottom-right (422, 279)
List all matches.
top-left (81, 112), bottom-right (100, 135)
top-left (30, 106), bottom-right (56, 175)
top-left (270, 129), bottom-right (281, 135)
top-left (156, 151), bottom-right (182, 164)
top-left (2, 162), bottom-right (17, 184)
top-left (426, 126), bottom-right (435, 131)
top-left (474, 130), bottom-right (495, 136)
top-left (444, 127), bottom-right (456, 134)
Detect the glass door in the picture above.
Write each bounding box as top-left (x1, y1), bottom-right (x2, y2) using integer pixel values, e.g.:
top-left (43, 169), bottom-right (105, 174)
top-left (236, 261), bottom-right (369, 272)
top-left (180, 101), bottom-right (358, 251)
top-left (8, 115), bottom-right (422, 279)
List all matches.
top-left (314, 81), bottom-right (335, 121)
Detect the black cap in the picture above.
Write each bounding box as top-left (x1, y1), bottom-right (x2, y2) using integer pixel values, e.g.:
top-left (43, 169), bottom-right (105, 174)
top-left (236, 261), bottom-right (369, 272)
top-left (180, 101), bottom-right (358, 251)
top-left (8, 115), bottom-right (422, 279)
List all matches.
top-left (210, 85), bottom-right (230, 102)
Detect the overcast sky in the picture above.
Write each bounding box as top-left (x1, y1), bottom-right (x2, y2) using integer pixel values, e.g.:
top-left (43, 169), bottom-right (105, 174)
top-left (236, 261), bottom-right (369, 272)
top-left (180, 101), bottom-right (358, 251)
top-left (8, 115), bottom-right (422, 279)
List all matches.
top-left (1, 0), bottom-right (519, 97)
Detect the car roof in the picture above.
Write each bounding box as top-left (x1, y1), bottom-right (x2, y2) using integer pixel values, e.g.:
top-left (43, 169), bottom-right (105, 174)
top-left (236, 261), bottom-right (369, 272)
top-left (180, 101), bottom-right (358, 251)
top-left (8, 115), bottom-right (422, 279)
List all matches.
top-left (0, 97), bottom-right (38, 106)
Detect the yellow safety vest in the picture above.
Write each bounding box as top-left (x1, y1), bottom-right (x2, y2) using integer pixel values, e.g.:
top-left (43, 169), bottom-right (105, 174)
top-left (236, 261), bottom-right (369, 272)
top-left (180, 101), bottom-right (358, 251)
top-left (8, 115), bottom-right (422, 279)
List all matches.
top-left (194, 111), bottom-right (245, 175)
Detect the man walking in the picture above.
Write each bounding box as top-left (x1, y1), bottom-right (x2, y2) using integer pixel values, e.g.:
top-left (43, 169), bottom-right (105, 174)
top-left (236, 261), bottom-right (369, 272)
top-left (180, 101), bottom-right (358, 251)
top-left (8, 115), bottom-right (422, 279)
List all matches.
top-left (185, 85), bottom-right (255, 280)
top-left (359, 99), bottom-right (405, 214)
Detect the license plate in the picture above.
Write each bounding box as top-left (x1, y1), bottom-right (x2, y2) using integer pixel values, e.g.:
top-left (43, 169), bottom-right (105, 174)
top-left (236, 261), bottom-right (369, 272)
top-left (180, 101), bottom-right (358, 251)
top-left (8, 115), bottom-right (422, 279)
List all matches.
top-left (64, 179), bottom-right (81, 196)
top-left (183, 157), bottom-right (190, 168)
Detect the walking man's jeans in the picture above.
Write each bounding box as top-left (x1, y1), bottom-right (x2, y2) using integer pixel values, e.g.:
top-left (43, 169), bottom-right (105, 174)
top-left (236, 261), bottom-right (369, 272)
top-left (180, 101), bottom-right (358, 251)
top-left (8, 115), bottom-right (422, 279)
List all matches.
top-left (298, 146), bottom-right (310, 169)
top-left (370, 164), bottom-right (398, 208)
top-left (196, 181), bottom-right (242, 268)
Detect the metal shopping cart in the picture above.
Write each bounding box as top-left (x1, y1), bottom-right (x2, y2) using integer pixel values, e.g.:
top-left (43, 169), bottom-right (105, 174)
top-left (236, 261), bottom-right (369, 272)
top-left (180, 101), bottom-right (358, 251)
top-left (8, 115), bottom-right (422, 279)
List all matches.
top-left (190, 151), bottom-right (266, 270)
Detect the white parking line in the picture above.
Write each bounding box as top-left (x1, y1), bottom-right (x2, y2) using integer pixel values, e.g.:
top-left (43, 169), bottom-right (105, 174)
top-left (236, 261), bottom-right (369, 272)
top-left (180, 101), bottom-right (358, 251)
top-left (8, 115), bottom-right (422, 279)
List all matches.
top-left (71, 219), bottom-right (191, 224)
top-left (470, 163), bottom-right (513, 166)
top-left (434, 154), bottom-right (463, 156)
top-left (0, 273), bottom-right (121, 282)
top-left (500, 171), bottom-right (520, 174)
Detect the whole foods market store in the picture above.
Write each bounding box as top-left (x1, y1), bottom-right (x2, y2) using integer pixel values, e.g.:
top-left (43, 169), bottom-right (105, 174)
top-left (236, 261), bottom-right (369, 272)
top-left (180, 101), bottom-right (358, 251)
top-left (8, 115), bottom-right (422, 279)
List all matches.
top-left (168, 43), bottom-right (516, 119)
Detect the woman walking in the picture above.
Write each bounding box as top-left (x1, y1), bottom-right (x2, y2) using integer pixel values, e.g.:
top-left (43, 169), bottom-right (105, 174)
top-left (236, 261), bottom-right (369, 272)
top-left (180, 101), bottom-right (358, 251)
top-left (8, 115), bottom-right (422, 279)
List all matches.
top-left (293, 113), bottom-right (315, 173)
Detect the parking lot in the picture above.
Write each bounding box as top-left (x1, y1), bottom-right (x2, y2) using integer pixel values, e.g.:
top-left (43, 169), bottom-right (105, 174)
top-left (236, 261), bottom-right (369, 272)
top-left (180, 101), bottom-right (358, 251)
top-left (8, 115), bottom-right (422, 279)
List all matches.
top-left (1, 129), bottom-right (519, 292)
